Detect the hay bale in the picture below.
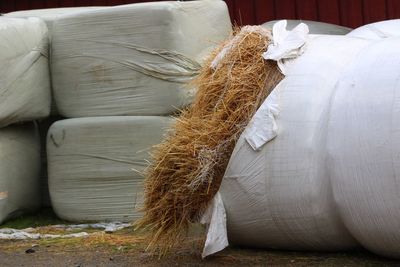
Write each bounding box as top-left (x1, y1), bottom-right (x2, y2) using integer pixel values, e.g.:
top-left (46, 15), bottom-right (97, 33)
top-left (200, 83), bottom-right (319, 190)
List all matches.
top-left (0, 17), bottom-right (50, 127)
top-left (50, 1), bottom-right (231, 117)
top-left (137, 26), bottom-right (284, 251)
top-left (0, 123), bottom-right (41, 224)
top-left (218, 35), bottom-right (372, 252)
top-left (47, 116), bottom-right (173, 222)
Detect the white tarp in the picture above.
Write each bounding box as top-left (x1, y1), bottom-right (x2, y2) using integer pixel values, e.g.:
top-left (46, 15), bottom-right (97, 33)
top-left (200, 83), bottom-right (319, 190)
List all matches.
top-left (50, 0), bottom-right (231, 117)
top-left (347, 19), bottom-right (400, 40)
top-left (262, 20), bottom-right (351, 35)
top-left (47, 116), bottom-right (174, 222)
top-left (0, 123), bottom-right (41, 224)
top-left (215, 35), bottom-right (373, 254)
top-left (0, 17), bottom-right (51, 127)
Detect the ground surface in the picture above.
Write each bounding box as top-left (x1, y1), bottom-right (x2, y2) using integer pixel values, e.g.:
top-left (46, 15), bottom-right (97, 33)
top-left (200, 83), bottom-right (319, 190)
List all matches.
top-left (1, 210), bottom-right (400, 267)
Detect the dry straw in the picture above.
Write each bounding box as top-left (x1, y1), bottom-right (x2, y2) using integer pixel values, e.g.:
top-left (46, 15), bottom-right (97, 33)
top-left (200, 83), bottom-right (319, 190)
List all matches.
top-left (136, 25), bottom-right (284, 253)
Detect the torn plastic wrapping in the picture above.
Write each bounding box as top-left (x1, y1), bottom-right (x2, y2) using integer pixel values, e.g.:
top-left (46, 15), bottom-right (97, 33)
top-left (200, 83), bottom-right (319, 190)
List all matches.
top-left (51, 0), bottom-right (231, 117)
top-left (262, 20), bottom-right (309, 74)
top-left (0, 123), bottom-right (41, 224)
top-left (347, 19), bottom-right (400, 40)
top-left (0, 17), bottom-right (51, 127)
top-left (204, 34), bottom-right (373, 257)
top-left (47, 116), bottom-right (174, 222)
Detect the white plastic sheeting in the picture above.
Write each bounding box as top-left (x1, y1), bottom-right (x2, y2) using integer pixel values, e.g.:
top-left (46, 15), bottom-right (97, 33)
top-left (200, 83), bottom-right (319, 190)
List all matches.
top-left (0, 123), bottom-right (41, 224)
top-left (326, 37), bottom-right (400, 258)
top-left (0, 17), bottom-right (50, 127)
top-left (51, 0), bottom-right (232, 117)
top-left (262, 20), bottom-right (351, 35)
top-left (47, 116), bottom-right (174, 222)
top-left (217, 35), bottom-right (373, 253)
top-left (348, 19), bottom-right (400, 40)
top-left (0, 222), bottom-right (131, 240)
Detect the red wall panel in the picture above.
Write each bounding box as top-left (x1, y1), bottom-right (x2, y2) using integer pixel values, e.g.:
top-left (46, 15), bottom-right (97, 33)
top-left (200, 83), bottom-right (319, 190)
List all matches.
top-left (339, 0), bottom-right (364, 28)
top-left (1, 0), bottom-right (400, 28)
top-left (275, 0), bottom-right (297, 19)
top-left (317, 0), bottom-right (341, 24)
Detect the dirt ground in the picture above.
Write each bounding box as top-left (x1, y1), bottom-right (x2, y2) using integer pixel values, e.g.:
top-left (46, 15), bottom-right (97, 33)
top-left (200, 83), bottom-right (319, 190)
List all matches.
top-left (1, 227), bottom-right (400, 267)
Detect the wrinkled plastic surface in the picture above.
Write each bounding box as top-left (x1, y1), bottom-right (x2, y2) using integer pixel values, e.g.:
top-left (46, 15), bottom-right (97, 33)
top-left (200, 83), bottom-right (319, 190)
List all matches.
top-left (47, 116), bottom-right (173, 222)
top-left (51, 1), bottom-right (231, 117)
top-left (0, 17), bottom-right (50, 127)
top-left (262, 20), bottom-right (351, 35)
top-left (220, 35), bottom-right (372, 252)
top-left (0, 123), bottom-right (41, 224)
top-left (347, 19), bottom-right (400, 40)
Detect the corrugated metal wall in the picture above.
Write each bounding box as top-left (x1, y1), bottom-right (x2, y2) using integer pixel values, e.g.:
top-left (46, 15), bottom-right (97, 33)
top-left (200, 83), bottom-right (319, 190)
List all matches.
top-left (1, 0), bottom-right (400, 28)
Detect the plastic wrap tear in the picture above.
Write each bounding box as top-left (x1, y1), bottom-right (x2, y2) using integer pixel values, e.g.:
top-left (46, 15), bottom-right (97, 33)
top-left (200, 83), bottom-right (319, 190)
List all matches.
top-left (244, 86), bottom-right (281, 151)
top-left (201, 192), bottom-right (228, 258)
top-left (262, 20), bottom-right (309, 74)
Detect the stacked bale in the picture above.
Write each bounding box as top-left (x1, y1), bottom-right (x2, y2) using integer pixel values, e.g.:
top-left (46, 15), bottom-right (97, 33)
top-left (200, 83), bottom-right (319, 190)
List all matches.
top-left (0, 17), bottom-right (50, 127)
top-left (45, 0), bottom-right (232, 222)
top-left (50, 0), bottom-right (231, 117)
top-left (0, 17), bottom-right (50, 223)
top-left (6, 7), bottom-right (105, 115)
top-left (47, 117), bottom-right (173, 222)
top-left (6, 7), bottom-right (107, 207)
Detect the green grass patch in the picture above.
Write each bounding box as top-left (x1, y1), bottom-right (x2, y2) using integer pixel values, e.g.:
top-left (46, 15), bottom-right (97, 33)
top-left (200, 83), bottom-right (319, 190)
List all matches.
top-left (1, 208), bottom-right (68, 229)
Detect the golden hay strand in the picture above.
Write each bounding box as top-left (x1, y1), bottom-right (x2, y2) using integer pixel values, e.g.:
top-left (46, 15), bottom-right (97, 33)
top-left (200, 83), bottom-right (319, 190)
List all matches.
top-left (136, 26), bottom-right (284, 253)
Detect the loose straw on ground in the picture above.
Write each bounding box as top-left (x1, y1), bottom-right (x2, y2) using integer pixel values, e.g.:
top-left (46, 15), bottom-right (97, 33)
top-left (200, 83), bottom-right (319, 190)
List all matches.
top-left (136, 25), bottom-right (284, 253)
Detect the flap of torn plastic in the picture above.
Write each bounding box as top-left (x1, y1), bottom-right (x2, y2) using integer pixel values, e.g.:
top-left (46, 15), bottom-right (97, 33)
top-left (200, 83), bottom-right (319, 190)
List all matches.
top-left (263, 20), bottom-right (309, 74)
top-left (244, 86), bottom-right (281, 151)
top-left (201, 192), bottom-right (229, 258)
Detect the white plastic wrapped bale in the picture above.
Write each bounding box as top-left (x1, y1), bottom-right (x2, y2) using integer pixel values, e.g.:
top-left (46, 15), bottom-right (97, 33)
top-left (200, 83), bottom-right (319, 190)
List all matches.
top-left (5, 7), bottom-right (104, 116)
top-left (0, 17), bottom-right (51, 127)
top-left (38, 117), bottom-right (63, 207)
top-left (47, 116), bottom-right (174, 222)
top-left (5, 7), bottom-right (103, 34)
top-left (219, 35), bottom-right (372, 252)
top-left (0, 123), bottom-right (41, 224)
top-left (262, 20), bottom-right (351, 35)
top-left (326, 38), bottom-right (400, 258)
top-left (51, 0), bottom-right (232, 117)
top-left (347, 19), bottom-right (400, 40)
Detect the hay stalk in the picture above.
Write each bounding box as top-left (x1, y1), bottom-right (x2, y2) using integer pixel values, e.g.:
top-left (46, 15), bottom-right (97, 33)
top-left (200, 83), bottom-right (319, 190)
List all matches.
top-left (136, 26), bottom-right (284, 253)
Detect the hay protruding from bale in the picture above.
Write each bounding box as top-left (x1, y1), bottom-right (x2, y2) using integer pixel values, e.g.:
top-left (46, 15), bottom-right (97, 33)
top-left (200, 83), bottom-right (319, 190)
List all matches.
top-left (136, 26), bottom-right (284, 253)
